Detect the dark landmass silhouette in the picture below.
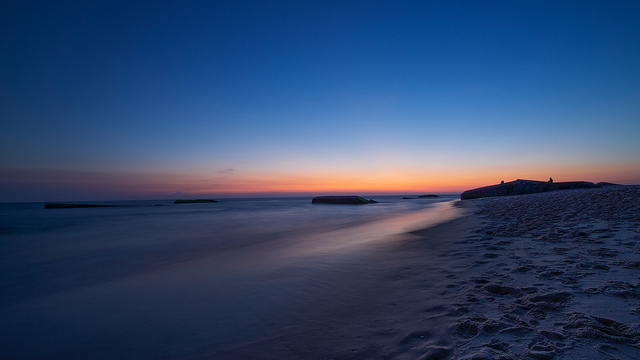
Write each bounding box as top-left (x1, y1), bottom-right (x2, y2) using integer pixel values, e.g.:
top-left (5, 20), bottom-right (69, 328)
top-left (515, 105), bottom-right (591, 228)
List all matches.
top-left (174, 199), bottom-right (218, 204)
top-left (44, 203), bottom-right (119, 209)
top-left (461, 179), bottom-right (602, 200)
top-left (312, 196), bottom-right (377, 204)
top-left (403, 194), bottom-right (439, 199)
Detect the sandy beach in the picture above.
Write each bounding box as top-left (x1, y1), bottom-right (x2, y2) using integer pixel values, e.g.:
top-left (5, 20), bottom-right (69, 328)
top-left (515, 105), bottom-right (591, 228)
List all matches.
top-left (194, 185), bottom-right (640, 359)
top-left (453, 185), bottom-right (640, 359)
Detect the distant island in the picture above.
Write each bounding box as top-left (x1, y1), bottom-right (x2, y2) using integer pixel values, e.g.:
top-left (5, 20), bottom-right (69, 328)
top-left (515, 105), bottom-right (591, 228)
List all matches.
top-left (403, 194), bottom-right (439, 199)
top-left (312, 196), bottom-right (377, 204)
top-left (174, 199), bottom-right (218, 204)
top-left (460, 179), bottom-right (606, 200)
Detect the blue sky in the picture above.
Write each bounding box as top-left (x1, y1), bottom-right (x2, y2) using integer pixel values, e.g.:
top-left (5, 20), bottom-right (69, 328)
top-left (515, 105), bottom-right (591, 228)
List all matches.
top-left (1, 1), bottom-right (639, 201)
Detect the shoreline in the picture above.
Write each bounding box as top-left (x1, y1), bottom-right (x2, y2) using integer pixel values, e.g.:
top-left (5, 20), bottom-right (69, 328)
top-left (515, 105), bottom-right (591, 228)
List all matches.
top-left (195, 185), bottom-right (640, 359)
top-left (188, 207), bottom-right (482, 360)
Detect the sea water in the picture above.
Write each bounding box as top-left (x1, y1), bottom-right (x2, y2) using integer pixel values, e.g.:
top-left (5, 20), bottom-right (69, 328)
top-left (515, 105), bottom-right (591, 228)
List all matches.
top-left (0, 195), bottom-right (461, 359)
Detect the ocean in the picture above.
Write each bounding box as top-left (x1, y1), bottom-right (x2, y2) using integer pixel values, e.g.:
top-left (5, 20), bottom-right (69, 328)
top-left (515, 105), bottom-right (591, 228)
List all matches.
top-left (0, 195), bottom-right (461, 359)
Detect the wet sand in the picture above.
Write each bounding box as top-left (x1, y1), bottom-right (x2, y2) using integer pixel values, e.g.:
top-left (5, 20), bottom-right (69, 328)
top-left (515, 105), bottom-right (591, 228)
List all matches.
top-left (186, 210), bottom-right (479, 360)
top-left (191, 185), bottom-right (640, 359)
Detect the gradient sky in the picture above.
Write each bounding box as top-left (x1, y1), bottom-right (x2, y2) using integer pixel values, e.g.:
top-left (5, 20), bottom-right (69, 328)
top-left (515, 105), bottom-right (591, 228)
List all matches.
top-left (2, 1), bottom-right (639, 202)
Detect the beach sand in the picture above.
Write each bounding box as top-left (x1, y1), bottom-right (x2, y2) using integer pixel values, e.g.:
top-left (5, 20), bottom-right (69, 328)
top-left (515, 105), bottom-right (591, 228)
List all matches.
top-left (452, 185), bottom-right (640, 359)
top-left (186, 186), bottom-right (640, 359)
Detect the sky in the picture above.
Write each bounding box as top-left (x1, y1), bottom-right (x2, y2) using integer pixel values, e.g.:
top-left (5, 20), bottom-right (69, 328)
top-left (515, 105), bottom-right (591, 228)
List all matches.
top-left (1, 0), bottom-right (639, 202)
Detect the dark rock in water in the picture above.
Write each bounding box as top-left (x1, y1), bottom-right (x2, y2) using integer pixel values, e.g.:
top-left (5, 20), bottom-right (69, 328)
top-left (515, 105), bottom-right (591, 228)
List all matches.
top-left (404, 194), bottom-right (438, 199)
top-left (403, 197), bottom-right (416, 199)
top-left (174, 199), bottom-right (218, 204)
top-left (311, 196), bottom-right (377, 204)
top-left (44, 203), bottom-right (117, 209)
top-left (460, 179), bottom-right (600, 200)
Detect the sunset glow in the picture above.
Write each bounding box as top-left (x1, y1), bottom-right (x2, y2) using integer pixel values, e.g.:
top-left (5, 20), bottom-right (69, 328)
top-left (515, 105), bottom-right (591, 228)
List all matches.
top-left (1, 1), bottom-right (639, 202)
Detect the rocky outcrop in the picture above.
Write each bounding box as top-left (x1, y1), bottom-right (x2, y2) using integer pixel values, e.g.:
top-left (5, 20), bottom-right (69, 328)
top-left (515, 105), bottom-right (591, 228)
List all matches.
top-left (311, 196), bottom-right (377, 204)
top-left (174, 199), bottom-right (218, 204)
top-left (461, 179), bottom-right (600, 200)
top-left (404, 194), bottom-right (438, 199)
top-left (44, 203), bottom-right (117, 209)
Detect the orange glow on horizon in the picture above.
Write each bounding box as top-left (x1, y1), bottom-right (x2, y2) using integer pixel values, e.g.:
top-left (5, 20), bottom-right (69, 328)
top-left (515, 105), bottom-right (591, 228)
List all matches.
top-left (149, 164), bottom-right (640, 197)
top-left (160, 160), bottom-right (640, 197)
top-left (5, 160), bottom-right (638, 201)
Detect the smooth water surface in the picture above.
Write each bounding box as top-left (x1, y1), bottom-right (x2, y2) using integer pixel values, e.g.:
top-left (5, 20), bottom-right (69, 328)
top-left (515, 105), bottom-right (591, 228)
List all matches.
top-left (0, 195), bottom-right (461, 359)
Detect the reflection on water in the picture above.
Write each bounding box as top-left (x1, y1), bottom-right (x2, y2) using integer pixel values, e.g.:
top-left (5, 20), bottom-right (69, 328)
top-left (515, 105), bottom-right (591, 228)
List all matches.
top-left (0, 196), bottom-right (462, 359)
top-left (279, 200), bottom-right (462, 260)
